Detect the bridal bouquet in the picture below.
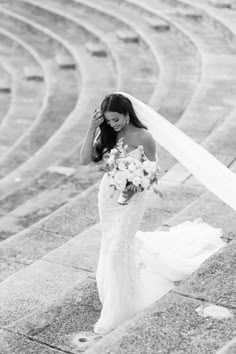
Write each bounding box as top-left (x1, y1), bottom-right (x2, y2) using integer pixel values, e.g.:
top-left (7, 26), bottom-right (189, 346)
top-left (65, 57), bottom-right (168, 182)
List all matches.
top-left (104, 139), bottom-right (161, 205)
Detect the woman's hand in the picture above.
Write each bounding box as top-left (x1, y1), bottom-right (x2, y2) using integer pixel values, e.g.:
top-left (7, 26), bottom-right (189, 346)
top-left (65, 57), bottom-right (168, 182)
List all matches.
top-left (88, 109), bottom-right (105, 132)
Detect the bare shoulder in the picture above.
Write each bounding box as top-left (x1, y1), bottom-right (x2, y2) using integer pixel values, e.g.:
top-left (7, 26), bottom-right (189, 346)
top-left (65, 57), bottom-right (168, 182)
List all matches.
top-left (138, 129), bottom-right (156, 161)
top-left (138, 129), bottom-right (154, 141)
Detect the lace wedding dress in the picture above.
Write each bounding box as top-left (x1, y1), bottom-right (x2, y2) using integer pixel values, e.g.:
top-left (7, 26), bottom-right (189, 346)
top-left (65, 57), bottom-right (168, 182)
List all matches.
top-left (94, 146), bottom-right (225, 335)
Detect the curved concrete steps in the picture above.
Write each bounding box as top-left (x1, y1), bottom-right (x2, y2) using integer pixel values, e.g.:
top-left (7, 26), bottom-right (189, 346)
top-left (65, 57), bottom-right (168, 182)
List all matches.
top-left (1, 0), bottom-right (235, 237)
top-left (0, 8), bottom-right (81, 178)
top-left (0, 0), bottom-right (202, 225)
top-left (0, 1), bottom-right (234, 352)
top-left (0, 61), bottom-right (11, 124)
top-left (134, 0), bottom-right (236, 183)
top-left (76, 0), bottom-right (201, 121)
top-left (0, 0), bottom-right (234, 235)
top-left (0, 29), bottom-right (47, 156)
top-left (0, 2), bottom-right (121, 200)
top-left (126, 0), bottom-right (236, 134)
top-left (23, 0), bottom-right (159, 103)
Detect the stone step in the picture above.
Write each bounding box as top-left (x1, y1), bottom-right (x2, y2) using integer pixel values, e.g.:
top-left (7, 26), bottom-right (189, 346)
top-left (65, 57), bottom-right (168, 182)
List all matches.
top-left (0, 8), bottom-right (80, 178)
top-left (0, 329), bottom-right (64, 354)
top-left (23, 65), bottom-right (44, 81)
top-left (172, 8), bottom-right (204, 21)
top-left (128, 0), bottom-right (236, 140)
top-left (116, 29), bottom-right (139, 42)
top-left (0, 62), bottom-right (11, 123)
top-left (0, 29), bottom-right (47, 155)
top-left (85, 42), bottom-right (108, 57)
top-left (54, 52), bottom-right (77, 69)
top-left (208, 0), bottom-right (233, 9)
top-left (0, 68), bottom-right (11, 93)
top-left (146, 17), bottom-right (171, 31)
top-left (167, 0), bottom-right (236, 46)
top-left (0, 165), bottom-right (104, 238)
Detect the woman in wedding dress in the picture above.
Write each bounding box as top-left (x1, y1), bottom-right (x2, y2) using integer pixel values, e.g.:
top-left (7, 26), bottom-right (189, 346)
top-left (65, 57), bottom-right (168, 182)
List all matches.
top-left (80, 92), bottom-right (233, 335)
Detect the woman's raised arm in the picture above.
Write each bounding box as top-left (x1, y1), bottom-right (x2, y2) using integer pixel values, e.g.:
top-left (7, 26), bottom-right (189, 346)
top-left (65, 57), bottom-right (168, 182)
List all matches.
top-left (80, 109), bottom-right (104, 165)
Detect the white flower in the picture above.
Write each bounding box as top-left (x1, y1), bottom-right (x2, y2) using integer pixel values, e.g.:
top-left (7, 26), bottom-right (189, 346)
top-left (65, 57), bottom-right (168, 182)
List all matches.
top-left (132, 177), bottom-right (142, 187)
top-left (109, 169), bottom-right (117, 177)
top-left (141, 176), bottom-right (150, 189)
top-left (133, 159), bottom-right (142, 169)
top-left (128, 163), bottom-right (136, 172)
top-left (125, 156), bottom-right (134, 163)
top-left (118, 162), bottom-right (126, 171)
top-left (133, 168), bottom-right (143, 178)
top-left (110, 148), bottom-right (117, 155)
top-left (126, 172), bottom-right (134, 182)
top-left (114, 171), bottom-right (127, 185)
top-left (115, 180), bottom-right (127, 191)
top-left (107, 155), bottom-right (115, 164)
top-left (143, 160), bottom-right (157, 173)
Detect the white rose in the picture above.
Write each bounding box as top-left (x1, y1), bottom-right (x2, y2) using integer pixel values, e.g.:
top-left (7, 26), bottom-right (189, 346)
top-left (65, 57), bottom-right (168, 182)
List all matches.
top-left (132, 177), bottom-right (142, 187)
top-left (118, 162), bottom-right (126, 171)
top-left (110, 169), bottom-right (117, 177)
top-left (110, 148), bottom-right (117, 154)
top-left (133, 168), bottom-right (143, 178)
top-left (114, 171), bottom-right (127, 185)
top-left (128, 163), bottom-right (136, 172)
top-left (107, 155), bottom-right (115, 164)
top-left (125, 156), bottom-right (133, 163)
top-left (126, 172), bottom-right (134, 182)
top-left (115, 180), bottom-right (127, 191)
top-left (143, 160), bottom-right (156, 173)
top-left (133, 159), bottom-right (142, 168)
top-left (141, 177), bottom-right (150, 189)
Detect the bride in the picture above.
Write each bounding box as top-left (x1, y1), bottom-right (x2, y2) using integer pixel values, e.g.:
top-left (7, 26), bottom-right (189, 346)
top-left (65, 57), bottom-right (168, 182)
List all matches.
top-left (80, 92), bottom-right (235, 335)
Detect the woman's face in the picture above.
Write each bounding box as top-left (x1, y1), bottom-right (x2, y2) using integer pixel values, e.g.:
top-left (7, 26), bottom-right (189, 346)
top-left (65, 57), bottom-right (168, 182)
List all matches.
top-left (103, 111), bottom-right (127, 132)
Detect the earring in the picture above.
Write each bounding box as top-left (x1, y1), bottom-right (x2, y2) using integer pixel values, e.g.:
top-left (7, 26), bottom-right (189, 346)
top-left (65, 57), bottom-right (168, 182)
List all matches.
top-left (126, 116), bottom-right (130, 124)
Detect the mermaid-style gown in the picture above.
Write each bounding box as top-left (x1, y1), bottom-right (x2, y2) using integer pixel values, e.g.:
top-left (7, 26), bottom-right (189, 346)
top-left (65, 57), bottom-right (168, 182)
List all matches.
top-left (94, 147), bottom-right (225, 334)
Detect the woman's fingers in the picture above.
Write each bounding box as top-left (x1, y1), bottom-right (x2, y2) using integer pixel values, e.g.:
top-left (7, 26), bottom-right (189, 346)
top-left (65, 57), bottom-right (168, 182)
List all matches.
top-left (91, 109), bottom-right (104, 128)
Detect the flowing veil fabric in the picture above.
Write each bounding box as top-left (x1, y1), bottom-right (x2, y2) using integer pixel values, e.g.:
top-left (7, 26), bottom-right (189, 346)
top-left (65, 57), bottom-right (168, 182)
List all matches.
top-left (115, 91), bottom-right (236, 211)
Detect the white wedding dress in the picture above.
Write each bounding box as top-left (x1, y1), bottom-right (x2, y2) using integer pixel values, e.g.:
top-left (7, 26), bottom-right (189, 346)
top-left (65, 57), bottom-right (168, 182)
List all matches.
top-left (94, 146), bottom-right (225, 334)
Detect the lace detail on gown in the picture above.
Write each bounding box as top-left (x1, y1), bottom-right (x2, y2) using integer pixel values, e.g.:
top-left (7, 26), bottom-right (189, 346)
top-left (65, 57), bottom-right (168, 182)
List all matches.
top-left (94, 147), bottom-right (225, 335)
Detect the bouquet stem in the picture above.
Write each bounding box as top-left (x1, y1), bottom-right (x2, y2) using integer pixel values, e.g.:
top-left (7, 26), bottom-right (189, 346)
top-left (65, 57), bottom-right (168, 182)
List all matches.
top-left (118, 188), bottom-right (136, 205)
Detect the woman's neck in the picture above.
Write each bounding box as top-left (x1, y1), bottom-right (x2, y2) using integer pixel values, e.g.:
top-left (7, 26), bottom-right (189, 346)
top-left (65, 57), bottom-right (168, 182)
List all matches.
top-left (117, 123), bottom-right (135, 138)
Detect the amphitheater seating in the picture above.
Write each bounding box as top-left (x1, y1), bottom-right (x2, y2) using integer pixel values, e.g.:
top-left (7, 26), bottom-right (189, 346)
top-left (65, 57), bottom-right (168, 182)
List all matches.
top-left (0, 8), bottom-right (80, 178)
top-left (0, 63), bottom-right (11, 130)
top-left (0, 29), bottom-right (46, 156)
top-left (0, 0), bottom-right (202, 229)
top-left (0, 0), bottom-right (235, 352)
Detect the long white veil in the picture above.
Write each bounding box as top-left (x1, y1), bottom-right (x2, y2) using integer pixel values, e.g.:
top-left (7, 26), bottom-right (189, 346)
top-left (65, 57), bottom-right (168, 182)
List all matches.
top-left (115, 91), bottom-right (236, 212)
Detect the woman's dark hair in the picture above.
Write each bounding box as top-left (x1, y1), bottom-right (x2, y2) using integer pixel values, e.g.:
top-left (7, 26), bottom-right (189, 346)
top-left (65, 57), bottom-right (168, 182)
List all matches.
top-left (92, 93), bottom-right (147, 162)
